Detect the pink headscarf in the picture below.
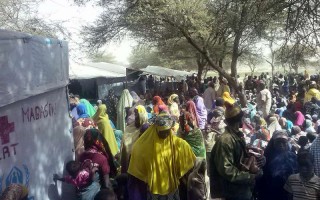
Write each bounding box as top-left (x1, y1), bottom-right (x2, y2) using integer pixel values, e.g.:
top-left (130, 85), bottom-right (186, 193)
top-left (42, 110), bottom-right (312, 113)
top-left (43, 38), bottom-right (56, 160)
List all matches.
top-left (294, 111), bottom-right (305, 127)
top-left (186, 100), bottom-right (200, 128)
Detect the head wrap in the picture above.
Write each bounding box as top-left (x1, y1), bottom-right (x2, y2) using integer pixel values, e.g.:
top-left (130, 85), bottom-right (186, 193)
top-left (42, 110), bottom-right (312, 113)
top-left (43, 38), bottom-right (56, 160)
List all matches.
top-left (158, 104), bottom-right (169, 114)
top-left (128, 114), bottom-right (196, 195)
top-left (291, 126), bottom-right (301, 135)
top-left (135, 105), bottom-right (148, 126)
top-left (294, 111), bottom-right (305, 126)
top-left (83, 128), bottom-right (117, 176)
top-left (180, 110), bottom-right (197, 133)
top-left (80, 99), bottom-right (97, 117)
top-left (153, 96), bottom-right (166, 114)
top-left (186, 100), bottom-right (200, 127)
top-left (168, 94), bottom-right (179, 105)
top-left (190, 88), bottom-right (199, 96)
top-left (154, 113), bottom-right (175, 132)
top-left (117, 89), bottom-right (134, 132)
top-left (222, 92), bottom-right (235, 106)
top-left (76, 103), bottom-right (90, 119)
top-left (272, 130), bottom-right (288, 140)
top-left (305, 114), bottom-right (312, 120)
top-left (306, 119), bottom-right (313, 128)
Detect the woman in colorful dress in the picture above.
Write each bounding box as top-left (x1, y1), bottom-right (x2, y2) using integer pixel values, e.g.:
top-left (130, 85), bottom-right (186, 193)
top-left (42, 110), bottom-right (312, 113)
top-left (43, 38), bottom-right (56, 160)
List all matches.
top-left (127, 113), bottom-right (196, 200)
top-left (121, 105), bottom-right (149, 173)
top-left (178, 110), bottom-right (206, 158)
top-left (93, 104), bottom-right (119, 156)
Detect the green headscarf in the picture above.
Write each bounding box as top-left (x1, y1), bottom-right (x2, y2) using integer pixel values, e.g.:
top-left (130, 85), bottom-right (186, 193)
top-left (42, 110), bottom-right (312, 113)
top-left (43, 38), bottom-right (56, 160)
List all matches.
top-left (80, 99), bottom-right (96, 117)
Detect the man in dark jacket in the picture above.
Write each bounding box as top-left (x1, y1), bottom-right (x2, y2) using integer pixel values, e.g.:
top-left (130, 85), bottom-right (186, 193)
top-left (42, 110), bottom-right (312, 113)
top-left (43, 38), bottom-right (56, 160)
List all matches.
top-left (210, 104), bottom-right (261, 200)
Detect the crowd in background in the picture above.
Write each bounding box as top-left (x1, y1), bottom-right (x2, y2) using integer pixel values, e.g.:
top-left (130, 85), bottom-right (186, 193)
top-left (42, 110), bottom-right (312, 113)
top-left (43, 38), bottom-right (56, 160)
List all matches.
top-left (3, 70), bottom-right (320, 200)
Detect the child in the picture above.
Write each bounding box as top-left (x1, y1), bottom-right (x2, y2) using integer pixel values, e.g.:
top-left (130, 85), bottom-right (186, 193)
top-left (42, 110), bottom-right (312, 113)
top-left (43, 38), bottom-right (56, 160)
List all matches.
top-left (54, 160), bottom-right (99, 193)
top-left (284, 151), bottom-right (320, 200)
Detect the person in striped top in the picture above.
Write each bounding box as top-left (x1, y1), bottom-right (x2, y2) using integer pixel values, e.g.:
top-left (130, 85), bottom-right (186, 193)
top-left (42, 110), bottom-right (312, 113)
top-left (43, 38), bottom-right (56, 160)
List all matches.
top-left (284, 151), bottom-right (320, 200)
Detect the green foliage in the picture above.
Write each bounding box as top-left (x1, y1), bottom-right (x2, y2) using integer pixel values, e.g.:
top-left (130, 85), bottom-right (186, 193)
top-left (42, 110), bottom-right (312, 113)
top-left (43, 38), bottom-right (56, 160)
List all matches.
top-left (89, 51), bottom-right (117, 64)
top-left (275, 44), bottom-right (319, 73)
top-left (239, 52), bottom-right (264, 74)
top-left (129, 44), bottom-right (196, 70)
top-left (79, 0), bottom-right (320, 98)
top-left (129, 45), bottom-right (163, 69)
top-left (0, 0), bottom-right (68, 38)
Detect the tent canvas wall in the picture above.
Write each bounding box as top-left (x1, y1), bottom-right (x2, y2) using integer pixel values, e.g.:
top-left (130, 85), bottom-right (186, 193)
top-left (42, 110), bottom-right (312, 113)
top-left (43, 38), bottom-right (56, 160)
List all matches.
top-left (126, 66), bottom-right (193, 93)
top-left (141, 66), bottom-right (193, 81)
top-left (0, 29), bottom-right (75, 199)
top-left (69, 62), bottom-right (127, 99)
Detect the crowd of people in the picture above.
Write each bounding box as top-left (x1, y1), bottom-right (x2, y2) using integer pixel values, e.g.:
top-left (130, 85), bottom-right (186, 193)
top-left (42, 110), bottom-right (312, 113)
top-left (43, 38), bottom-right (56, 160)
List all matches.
top-left (2, 71), bottom-right (320, 200)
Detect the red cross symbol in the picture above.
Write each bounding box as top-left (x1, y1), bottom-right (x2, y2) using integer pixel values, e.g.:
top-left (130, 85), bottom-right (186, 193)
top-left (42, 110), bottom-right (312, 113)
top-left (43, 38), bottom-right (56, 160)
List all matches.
top-left (0, 116), bottom-right (15, 145)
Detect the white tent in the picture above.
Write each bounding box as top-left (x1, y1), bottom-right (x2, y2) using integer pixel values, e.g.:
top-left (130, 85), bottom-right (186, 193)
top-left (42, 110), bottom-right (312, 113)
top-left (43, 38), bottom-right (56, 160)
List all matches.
top-left (69, 62), bottom-right (127, 99)
top-left (140, 66), bottom-right (193, 81)
top-left (69, 62), bottom-right (126, 80)
top-left (0, 29), bottom-right (75, 199)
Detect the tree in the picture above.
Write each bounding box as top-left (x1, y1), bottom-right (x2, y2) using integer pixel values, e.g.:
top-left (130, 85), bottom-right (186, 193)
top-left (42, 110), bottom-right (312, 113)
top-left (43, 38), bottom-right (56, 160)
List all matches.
top-left (239, 53), bottom-right (262, 75)
top-left (129, 45), bottom-right (163, 69)
top-left (129, 44), bottom-right (196, 70)
top-left (275, 44), bottom-right (318, 73)
top-left (277, 0), bottom-right (320, 73)
top-left (90, 51), bottom-right (117, 64)
top-left (0, 0), bottom-right (68, 38)
top-left (77, 0), bottom-right (320, 106)
top-left (156, 38), bottom-right (208, 81)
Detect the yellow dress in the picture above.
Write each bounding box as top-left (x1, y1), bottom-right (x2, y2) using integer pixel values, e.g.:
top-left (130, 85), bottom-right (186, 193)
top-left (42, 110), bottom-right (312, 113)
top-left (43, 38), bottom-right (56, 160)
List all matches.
top-left (93, 104), bottom-right (119, 156)
top-left (128, 124), bottom-right (196, 195)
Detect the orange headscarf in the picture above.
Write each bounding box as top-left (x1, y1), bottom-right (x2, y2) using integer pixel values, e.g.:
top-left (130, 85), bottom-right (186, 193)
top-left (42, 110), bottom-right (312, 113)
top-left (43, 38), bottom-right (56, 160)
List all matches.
top-left (153, 96), bottom-right (165, 114)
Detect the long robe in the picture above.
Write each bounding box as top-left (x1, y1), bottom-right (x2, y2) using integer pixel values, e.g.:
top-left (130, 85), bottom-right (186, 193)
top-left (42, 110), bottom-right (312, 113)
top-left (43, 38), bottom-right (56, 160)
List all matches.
top-left (257, 89), bottom-right (272, 118)
top-left (93, 104), bottom-right (119, 156)
top-left (128, 124), bottom-right (196, 195)
top-left (116, 89), bottom-right (133, 132)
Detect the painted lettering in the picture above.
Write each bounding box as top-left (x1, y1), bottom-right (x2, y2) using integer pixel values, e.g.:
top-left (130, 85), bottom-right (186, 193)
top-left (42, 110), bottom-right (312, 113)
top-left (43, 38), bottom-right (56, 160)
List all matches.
top-left (11, 143), bottom-right (18, 155)
top-left (21, 102), bottom-right (57, 123)
top-left (35, 106), bottom-right (41, 120)
top-left (3, 146), bottom-right (10, 159)
top-left (0, 143), bottom-right (19, 161)
top-left (29, 108), bottom-right (35, 122)
top-left (22, 108), bottom-right (29, 123)
top-left (44, 103), bottom-right (48, 117)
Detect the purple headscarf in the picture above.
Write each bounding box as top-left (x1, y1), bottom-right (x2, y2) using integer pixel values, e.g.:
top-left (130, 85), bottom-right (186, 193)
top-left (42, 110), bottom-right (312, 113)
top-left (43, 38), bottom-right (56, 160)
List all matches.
top-left (194, 96), bottom-right (208, 129)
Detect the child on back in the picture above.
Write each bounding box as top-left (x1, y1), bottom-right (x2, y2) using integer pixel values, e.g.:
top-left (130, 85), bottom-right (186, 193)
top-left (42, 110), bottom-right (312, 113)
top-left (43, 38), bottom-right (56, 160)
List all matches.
top-left (284, 151), bottom-right (320, 200)
top-left (53, 160), bottom-right (98, 190)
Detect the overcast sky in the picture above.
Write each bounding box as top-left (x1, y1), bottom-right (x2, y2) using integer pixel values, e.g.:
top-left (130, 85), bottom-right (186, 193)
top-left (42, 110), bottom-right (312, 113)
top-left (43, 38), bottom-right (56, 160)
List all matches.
top-left (38, 0), bottom-right (134, 64)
